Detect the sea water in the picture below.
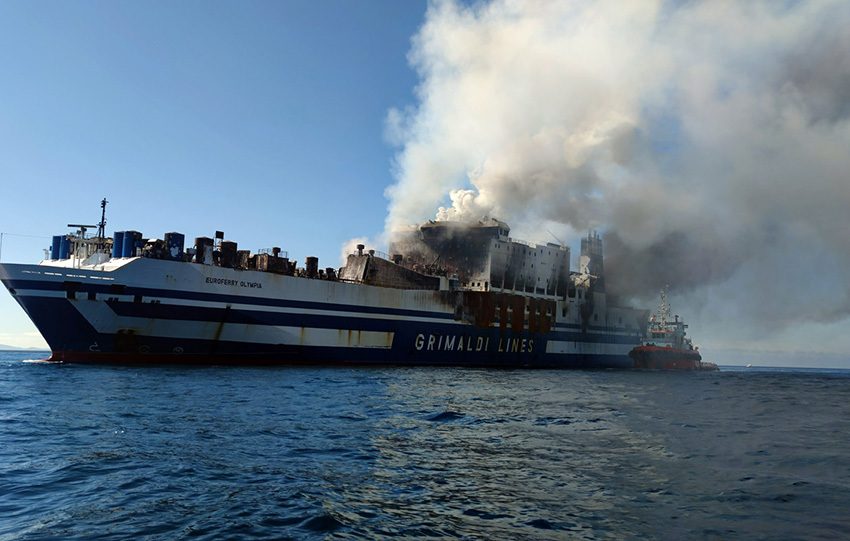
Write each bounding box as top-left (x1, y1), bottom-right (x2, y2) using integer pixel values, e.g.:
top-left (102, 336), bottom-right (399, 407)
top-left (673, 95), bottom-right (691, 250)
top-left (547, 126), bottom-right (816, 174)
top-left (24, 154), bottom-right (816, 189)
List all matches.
top-left (1, 351), bottom-right (848, 540)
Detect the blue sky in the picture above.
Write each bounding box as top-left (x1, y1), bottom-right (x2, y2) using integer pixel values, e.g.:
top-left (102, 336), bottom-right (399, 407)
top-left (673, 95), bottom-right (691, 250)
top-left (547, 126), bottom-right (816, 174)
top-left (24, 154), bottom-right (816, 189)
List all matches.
top-left (0, 1), bottom-right (427, 347)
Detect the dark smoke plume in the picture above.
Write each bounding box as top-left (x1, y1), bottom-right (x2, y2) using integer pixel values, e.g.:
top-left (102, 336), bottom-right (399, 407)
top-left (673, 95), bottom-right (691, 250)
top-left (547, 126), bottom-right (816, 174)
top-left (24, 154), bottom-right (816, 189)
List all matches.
top-left (382, 0), bottom-right (850, 345)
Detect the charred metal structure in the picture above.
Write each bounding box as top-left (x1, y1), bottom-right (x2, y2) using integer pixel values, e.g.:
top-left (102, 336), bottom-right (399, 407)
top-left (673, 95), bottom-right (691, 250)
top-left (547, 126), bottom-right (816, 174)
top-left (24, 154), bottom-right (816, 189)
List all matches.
top-left (385, 218), bottom-right (571, 299)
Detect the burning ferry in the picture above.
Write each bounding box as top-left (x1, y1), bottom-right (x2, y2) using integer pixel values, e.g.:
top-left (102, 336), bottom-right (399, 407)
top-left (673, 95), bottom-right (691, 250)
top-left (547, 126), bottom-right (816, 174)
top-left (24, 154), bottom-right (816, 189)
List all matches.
top-left (0, 201), bottom-right (649, 367)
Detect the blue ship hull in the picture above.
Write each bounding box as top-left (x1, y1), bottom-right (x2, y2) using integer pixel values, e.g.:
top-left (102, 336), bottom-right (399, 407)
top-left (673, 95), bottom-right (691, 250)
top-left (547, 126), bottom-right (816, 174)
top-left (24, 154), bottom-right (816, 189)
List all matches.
top-left (1, 260), bottom-right (640, 368)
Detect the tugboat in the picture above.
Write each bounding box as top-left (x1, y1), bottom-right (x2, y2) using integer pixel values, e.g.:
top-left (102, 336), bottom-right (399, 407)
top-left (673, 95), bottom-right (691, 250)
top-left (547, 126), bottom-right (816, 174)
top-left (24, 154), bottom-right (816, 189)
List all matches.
top-left (629, 288), bottom-right (716, 370)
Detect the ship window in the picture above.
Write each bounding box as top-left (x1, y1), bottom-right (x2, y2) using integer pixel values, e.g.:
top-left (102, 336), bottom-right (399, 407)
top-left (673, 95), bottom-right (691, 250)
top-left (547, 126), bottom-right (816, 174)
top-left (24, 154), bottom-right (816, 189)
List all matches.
top-left (87, 291), bottom-right (96, 301)
top-left (594, 313), bottom-right (598, 321)
top-left (619, 317), bottom-right (622, 325)
top-left (562, 306), bottom-right (567, 317)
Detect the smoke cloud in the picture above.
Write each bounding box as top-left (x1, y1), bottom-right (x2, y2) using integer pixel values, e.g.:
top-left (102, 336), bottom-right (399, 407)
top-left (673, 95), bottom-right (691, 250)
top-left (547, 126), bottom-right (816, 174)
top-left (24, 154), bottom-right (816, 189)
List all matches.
top-left (383, 0), bottom-right (850, 341)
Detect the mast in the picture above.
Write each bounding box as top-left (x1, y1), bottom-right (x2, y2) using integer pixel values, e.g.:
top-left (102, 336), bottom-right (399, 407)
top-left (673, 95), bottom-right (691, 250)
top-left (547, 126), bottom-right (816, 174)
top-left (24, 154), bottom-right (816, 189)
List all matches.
top-left (658, 286), bottom-right (671, 325)
top-left (97, 198), bottom-right (108, 249)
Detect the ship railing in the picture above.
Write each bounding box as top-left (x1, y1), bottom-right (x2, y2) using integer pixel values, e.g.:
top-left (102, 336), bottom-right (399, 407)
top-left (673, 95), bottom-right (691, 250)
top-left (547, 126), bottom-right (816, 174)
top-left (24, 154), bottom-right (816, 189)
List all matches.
top-left (510, 238), bottom-right (536, 248)
top-left (345, 249), bottom-right (391, 260)
top-left (336, 277), bottom-right (439, 291)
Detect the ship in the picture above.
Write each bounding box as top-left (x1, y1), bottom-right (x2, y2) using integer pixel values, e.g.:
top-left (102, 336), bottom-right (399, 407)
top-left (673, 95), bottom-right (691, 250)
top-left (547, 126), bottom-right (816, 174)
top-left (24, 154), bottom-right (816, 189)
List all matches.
top-left (0, 200), bottom-right (651, 367)
top-left (629, 288), bottom-right (716, 370)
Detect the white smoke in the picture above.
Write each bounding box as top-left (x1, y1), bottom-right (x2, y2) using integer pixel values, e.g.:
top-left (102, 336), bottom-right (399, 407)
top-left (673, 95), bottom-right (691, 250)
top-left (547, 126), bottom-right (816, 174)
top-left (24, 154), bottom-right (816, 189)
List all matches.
top-left (384, 0), bottom-right (850, 341)
top-left (435, 189), bottom-right (489, 221)
top-left (339, 236), bottom-right (371, 267)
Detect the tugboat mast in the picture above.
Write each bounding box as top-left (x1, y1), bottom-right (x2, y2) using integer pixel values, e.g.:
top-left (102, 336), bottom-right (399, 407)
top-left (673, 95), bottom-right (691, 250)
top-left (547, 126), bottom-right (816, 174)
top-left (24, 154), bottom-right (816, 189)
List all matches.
top-left (658, 286), bottom-right (671, 325)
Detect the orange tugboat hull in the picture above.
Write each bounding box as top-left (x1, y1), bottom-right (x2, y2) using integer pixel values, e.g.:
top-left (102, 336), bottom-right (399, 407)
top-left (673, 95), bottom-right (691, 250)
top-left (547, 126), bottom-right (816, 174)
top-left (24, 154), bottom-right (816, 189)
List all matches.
top-left (629, 345), bottom-right (704, 370)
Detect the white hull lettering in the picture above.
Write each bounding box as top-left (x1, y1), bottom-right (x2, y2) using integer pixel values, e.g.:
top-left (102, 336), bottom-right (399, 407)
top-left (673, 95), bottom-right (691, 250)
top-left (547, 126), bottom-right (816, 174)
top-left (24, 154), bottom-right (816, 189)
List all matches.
top-left (414, 334), bottom-right (535, 355)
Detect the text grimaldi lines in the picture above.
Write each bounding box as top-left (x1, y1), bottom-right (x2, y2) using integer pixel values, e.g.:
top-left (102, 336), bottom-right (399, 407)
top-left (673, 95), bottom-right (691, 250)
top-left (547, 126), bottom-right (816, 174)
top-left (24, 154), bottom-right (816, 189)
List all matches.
top-left (414, 333), bottom-right (535, 353)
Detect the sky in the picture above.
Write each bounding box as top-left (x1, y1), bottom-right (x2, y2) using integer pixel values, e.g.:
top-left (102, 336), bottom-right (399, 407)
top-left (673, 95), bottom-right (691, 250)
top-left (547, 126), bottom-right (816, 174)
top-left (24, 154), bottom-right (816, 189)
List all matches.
top-left (1, 1), bottom-right (849, 367)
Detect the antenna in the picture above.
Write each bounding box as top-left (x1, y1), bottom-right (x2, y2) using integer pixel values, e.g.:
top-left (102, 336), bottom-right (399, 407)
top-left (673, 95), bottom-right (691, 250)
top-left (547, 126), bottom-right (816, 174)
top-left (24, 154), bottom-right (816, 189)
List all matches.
top-left (96, 198), bottom-right (108, 250)
top-left (546, 228), bottom-right (565, 247)
top-left (97, 198), bottom-right (108, 240)
top-left (658, 285), bottom-right (671, 324)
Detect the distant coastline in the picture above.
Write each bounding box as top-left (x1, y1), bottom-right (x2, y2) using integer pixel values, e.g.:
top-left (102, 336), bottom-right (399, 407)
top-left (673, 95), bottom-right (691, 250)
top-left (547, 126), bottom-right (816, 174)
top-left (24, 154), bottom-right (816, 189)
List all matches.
top-left (0, 345), bottom-right (49, 351)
